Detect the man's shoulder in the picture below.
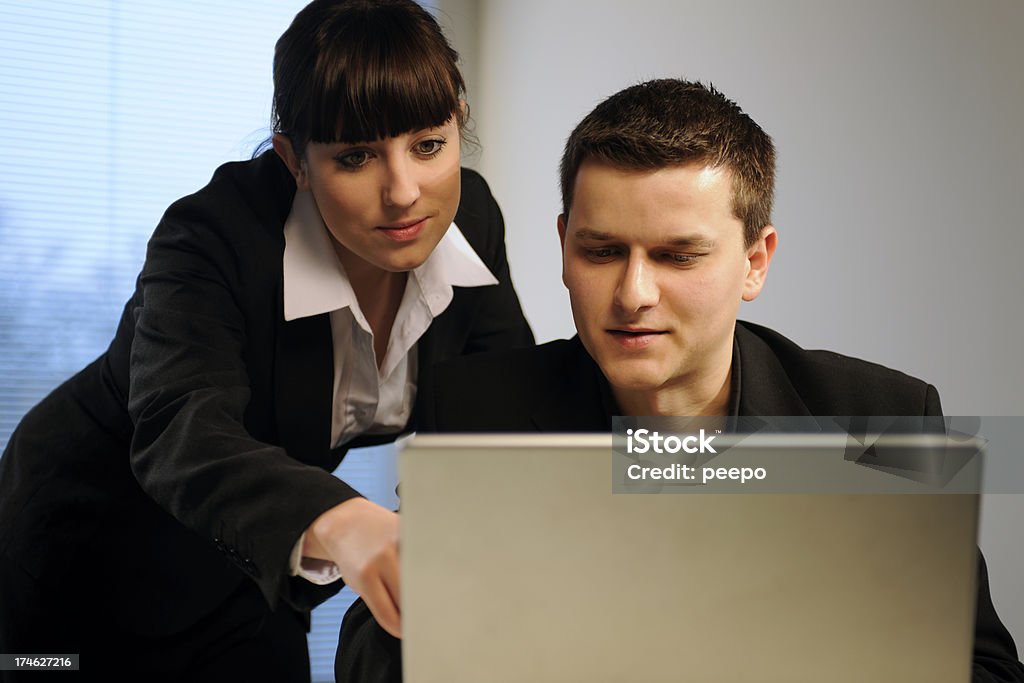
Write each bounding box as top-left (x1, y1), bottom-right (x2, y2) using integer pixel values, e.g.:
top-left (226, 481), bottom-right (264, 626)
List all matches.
top-left (418, 338), bottom-right (590, 431)
top-left (737, 321), bottom-right (939, 415)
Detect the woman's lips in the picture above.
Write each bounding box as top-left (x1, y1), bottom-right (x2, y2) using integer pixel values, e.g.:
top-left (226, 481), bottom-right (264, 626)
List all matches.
top-left (607, 329), bottom-right (668, 349)
top-left (377, 218), bottom-right (427, 242)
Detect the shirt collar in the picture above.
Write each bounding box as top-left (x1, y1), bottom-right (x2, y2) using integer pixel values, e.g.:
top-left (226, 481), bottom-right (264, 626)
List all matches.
top-left (282, 190), bottom-right (497, 322)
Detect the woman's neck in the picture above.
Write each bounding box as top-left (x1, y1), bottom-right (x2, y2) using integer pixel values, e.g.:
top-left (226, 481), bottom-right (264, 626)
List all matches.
top-left (334, 244), bottom-right (408, 369)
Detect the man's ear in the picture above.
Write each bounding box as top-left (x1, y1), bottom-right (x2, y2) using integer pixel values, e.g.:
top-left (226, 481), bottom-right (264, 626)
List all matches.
top-left (271, 133), bottom-right (309, 191)
top-left (742, 225), bottom-right (778, 302)
top-left (557, 213), bottom-right (569, 288)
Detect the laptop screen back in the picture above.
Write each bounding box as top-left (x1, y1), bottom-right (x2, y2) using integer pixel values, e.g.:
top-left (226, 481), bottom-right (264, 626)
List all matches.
top-left (399, 434), bottom-right (979, 683)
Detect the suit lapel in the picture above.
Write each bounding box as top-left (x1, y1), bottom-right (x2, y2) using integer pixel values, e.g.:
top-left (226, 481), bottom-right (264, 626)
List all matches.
top-left (735, 322), bottom-right (813, 417)
top-left (274, 308), bottom-right (334, 469)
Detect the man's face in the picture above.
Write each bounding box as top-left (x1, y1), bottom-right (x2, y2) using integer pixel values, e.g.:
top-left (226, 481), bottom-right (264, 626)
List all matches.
top-left (558, 160), bottom-right (774, 403)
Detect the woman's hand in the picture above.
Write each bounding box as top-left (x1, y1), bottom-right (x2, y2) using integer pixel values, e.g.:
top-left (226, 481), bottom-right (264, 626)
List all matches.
top-left (305, 498), bottom-right (402, 637)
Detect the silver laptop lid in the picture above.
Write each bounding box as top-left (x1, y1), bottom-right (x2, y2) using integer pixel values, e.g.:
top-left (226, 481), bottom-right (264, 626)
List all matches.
top-left (400, 434), bottom-right (979, 683)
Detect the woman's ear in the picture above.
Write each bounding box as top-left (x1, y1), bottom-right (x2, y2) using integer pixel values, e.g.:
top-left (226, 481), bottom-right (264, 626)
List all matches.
top-left (271, 133), bottom-right (309, 190)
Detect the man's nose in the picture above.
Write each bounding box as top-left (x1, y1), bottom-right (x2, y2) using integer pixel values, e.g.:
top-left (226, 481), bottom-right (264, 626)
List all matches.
top-left (614, 256), bottom-right (659, 312)
top-left (382, 158), bottom-right (421, 208)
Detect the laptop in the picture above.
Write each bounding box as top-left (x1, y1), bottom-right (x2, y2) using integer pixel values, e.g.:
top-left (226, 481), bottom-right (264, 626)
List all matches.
top-left (399, 433), bottom-right (981, 683)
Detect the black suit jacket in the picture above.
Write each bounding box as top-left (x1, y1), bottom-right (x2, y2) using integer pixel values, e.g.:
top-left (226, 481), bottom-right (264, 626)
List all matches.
top-left (0, 151), bottom-right (533, 636)
top-left (337, 322), bottom-right (1024, 682)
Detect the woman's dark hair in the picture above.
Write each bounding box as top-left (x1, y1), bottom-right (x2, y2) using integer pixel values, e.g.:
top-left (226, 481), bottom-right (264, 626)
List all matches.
top-left (271, 0), bottom-right (466, 157)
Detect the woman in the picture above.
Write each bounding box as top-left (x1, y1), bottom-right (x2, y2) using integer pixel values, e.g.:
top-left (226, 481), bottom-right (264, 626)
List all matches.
top-left (0, 1), bottom-right (532, 681)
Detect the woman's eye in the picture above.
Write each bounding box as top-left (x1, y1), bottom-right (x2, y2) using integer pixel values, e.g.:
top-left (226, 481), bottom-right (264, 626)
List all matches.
top-left (414, 139), bottom-right (446, 157)
top-left (336, 150), bottom-right (370, 168)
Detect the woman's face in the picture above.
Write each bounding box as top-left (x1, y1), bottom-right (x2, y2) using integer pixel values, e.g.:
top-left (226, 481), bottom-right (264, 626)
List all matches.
top-left (277, 117), bottom-right (462, 277)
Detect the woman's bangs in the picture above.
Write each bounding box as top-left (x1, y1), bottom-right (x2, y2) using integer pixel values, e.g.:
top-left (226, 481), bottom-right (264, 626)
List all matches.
top-left (309, 20), bottom-right (462, 144)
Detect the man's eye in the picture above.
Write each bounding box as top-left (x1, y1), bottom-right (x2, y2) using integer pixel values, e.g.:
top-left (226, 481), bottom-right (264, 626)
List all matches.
top-left (666, 252), bottom-right (699, 265)
top-left (336, 150), bottom-right (370, 168)
top-left (414, 139), bottom-right (446, 157)
top-left (586, 247), bottom-right (619, 261)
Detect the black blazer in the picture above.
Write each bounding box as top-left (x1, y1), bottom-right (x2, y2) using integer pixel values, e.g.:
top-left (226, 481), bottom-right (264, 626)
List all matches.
top-left (0, 151), bottom-right (533, 636)
top-left (337, 322), bottom-right (1024, 682)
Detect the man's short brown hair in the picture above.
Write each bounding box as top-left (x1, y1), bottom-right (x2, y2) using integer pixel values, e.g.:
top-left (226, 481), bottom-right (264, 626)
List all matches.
top-left (559, 79), bottom-right (775, 247)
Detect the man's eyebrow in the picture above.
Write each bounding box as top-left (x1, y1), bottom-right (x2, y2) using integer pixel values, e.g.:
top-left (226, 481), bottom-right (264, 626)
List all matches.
top-left (574, 228), bottom-right (715, 248)
top-left (573, 229), bottom-right (615, 241)
top-left (666, 235), bottom-right (716, 248)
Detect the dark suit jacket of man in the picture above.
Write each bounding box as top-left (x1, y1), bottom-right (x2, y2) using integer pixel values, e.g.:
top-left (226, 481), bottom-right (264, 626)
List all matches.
top-left (336, 321), bottom-right (1024, 682)
top-left (0, 151), bottom-right (534, 639)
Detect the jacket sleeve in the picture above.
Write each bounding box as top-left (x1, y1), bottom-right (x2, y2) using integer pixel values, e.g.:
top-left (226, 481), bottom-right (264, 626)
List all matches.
top-left (126, 174), bottom-right (358, 613)
top-left (335, 597), bottom-right (403, 683)
top-left (926, 384), bottom-right (1024, 682)
top-left (973, 551), bottom-right (1024, 682)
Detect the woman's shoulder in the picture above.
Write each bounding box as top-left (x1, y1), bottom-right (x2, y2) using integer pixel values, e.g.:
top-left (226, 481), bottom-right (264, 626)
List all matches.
top-left (141, 152), bottom-right (296, 292)
top-left (454, 167), bottom-right (505, 257)
top-left (458, 166), bottom-right (491, 196)
top-left (159, 151), bottom-right (297, 247)
top-left (455, 166), bottom-right (496, 217)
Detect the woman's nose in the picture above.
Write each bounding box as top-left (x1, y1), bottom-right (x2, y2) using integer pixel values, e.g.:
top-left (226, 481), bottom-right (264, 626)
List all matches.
top-left (382, 158), bottom-right (421, 208)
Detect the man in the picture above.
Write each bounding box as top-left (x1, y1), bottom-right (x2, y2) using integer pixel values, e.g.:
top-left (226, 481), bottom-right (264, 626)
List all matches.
top-left (336, 79), bottom-right (1024, 682)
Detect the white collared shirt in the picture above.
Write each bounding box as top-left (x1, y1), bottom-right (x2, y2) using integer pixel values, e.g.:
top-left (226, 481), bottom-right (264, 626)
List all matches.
top-left (282, 190), bottom-right (497, 583)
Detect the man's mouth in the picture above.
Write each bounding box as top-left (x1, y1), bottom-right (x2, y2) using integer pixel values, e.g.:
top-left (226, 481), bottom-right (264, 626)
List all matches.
top-left (607, 328), bottom-right (668, 349)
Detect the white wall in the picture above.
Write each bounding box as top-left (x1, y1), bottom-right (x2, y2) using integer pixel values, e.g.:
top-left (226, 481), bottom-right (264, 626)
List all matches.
top-left (435, 0), bottom-right (1024, 641)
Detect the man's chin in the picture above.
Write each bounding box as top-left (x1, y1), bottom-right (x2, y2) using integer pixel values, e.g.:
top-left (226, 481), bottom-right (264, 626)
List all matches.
top-left (600, 364), bottom-right (668, 395)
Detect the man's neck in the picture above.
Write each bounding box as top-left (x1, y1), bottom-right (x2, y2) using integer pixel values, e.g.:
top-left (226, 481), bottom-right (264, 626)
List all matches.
top-left (612, 364), bottom-right (732, 418)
